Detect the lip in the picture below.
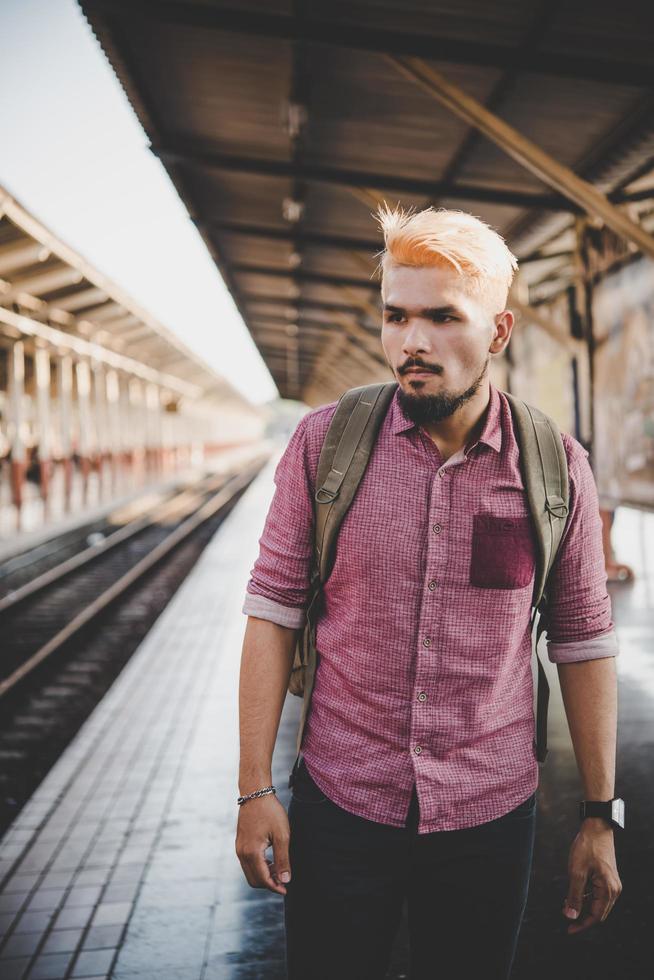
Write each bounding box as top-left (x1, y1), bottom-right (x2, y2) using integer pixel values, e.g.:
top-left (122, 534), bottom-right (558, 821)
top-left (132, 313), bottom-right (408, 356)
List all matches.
top-left (404, 369), bottom-right (434, 377)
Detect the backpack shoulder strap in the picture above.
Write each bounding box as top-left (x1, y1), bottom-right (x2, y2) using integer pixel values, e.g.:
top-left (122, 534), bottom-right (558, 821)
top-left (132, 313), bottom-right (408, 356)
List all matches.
top-left (503, 392), bottom-right (570, 610)
top-left (313, 381), bottom-right (397, 585)
top-left (289, 381), bottom-right (397, 780)
top-left (504, 391), bottom-right (570, 764)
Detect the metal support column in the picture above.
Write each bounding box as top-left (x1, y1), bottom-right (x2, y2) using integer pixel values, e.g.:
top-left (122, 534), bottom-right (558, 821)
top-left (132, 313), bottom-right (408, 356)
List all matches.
top-left (7, 340), bottom-right (26, 529)
top-left (92, 363), bottom-right (108, 498)
top-left (118, 373), bottom-right (133, 487)
top-left (575, 218), bottom-right (597, 476)
top-left (34, 346), bottom-right (52, 515)
top-left (145, 381), bottom-right (161, 477)
top-left (75, 359), bottom-right (94, 506)
top-left (104, 369), bottom-right (120, 494)
top-left (129, 378), bottom-right (145, 486)
top-left (57, 355), bottom-right (74, 512)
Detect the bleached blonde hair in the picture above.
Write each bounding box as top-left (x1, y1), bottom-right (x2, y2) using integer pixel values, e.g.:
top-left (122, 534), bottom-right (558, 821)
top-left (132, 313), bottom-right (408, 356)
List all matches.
top-left (375, 203), bottom-right (518, 313)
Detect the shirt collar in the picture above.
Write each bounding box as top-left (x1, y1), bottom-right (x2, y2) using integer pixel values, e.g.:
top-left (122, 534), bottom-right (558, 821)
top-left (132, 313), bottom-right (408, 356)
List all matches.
top-left (389, 379), bottom-right (503, 455)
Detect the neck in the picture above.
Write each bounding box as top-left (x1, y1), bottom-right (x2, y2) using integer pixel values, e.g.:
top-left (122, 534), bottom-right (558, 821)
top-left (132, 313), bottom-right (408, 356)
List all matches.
top-left (420, 381), bottom-right (492, 454)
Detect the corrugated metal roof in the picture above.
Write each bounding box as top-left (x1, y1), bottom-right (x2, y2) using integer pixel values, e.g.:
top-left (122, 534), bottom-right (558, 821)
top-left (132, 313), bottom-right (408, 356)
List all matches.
top-left (79, 0), bottom-right (654, 401)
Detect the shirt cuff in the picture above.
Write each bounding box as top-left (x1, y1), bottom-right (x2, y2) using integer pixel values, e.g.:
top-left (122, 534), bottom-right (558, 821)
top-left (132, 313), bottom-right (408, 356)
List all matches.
top-left (547, 627), bottom-right (620, 663)
top-left (242, 593), bottom-right (306, 629)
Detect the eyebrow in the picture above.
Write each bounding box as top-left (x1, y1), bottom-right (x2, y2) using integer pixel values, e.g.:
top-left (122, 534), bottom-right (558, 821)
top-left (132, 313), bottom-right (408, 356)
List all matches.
top-left (383, 304), bottom-right (463, 317)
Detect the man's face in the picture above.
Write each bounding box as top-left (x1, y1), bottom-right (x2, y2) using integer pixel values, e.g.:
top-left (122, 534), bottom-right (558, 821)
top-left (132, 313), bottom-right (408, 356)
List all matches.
top-left (380, 262), bottom-right (509, 426)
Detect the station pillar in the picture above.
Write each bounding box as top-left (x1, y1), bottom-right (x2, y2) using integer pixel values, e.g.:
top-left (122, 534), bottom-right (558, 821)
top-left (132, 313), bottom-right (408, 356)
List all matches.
top-left (34, 346), bottom-right (52, 515)
top-left (8, 340), bottom-right (26, 530)
top-left (75, 359), bottom-right (94, 506)
top-left (57, 354), bottom-right (74, 512)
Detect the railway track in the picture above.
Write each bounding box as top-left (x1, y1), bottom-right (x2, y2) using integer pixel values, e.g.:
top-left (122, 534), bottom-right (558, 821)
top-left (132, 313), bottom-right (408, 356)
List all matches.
top-left (0, 475), bottom-right (208, 599)
top-left (0, 455), bottom-right (267, 832)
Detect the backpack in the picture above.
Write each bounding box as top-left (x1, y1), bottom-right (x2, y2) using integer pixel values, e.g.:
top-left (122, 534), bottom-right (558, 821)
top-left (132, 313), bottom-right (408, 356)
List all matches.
top-left (287, 381), bottom-right (570, 788)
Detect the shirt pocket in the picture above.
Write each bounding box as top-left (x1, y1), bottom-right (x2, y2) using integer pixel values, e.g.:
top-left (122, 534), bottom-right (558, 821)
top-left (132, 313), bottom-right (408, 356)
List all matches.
top-left (469, 513), bottom-right (536, 590)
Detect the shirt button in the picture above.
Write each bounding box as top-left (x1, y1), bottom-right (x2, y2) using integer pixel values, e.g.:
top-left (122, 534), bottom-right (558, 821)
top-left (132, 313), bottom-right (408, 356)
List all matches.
top-left (428, 580), bottom-right (437, 590)
top-left (422, 637), bottom-right (431, 648)
top-left (432, 523), bottom-right (442, 534)
top-left (438, 469), bottom-right (447, 478)
top-left (414, 745), bottom-right (422, 754)
top-left (417, 692), bottom-right (427, 702)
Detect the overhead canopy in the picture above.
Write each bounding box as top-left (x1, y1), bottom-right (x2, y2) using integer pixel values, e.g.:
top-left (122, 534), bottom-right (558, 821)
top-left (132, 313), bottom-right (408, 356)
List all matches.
top-left (80, 0), bottom-right (654, 402)
top-left (0, 185), bottom-right (256, 413)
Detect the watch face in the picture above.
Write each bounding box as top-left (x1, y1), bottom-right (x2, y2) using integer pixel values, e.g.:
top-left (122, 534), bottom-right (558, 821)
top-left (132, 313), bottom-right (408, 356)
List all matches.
top-left (612, 798), bottom-right (625, 828)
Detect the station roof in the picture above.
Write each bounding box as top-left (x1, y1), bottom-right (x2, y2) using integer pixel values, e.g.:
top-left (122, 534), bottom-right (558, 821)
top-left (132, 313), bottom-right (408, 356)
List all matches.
top-left (80, 0), bottom-right (654, 402)
top-left (0, 185), bottom-right (258, 414)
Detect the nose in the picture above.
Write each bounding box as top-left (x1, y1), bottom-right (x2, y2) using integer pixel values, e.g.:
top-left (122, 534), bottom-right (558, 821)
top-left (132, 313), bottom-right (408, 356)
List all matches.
top-left (402, 320), bottom-right (432, 357)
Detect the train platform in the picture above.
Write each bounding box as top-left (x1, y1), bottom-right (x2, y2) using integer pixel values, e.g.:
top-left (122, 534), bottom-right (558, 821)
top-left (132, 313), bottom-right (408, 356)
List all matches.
top-left (0, 453), bottom-right (652, 980)
top-left (0, 444), bottom-right (270, 565)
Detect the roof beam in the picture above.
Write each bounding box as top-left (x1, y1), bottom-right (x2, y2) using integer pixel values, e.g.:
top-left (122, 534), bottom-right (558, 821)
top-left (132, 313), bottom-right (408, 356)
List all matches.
top-left (82, 302), bottom-right (128, 324)
top-left (0, 305), bottom-right (202, 398)
top-left (250, 298), bottom-right (384, 369)
top-left (318, 360), bottom-right (369, 393)
top-left (251, 314), bottom-right (332, 331)
top-left (156, 144), bottom-right (575, 211)
top-left (0, 266), bottom-right (84, 302)
top-left (1, 189), bottom-right (227, 393)
top-left (85, 1), bottom-right (654, 87)
top-left (83, 313), bottom-right (142, 333)
top-left (509, 295), bottom-right (582, 355)
top-left (243, 295), bottom-right (367, 317)
top-left (257, 349), bottom-right (315, 363)
top-left (303, 332), bottom-right (349, 403)
top-left (318, 347), bottom-right (390, 392)
top-left (250, 318), bottom-right (341, 334)
top-left (426, 0), bottom-right (558, 211)
top-left (233, 264), bottom-right (378, 291)
top-left (207, 220), bottom-right (382, 254)
top-left (52, 286), bottom-right (109, 312)
top-left (253, 335), bottom-right (325, 350)
top-left (390, 57), bottom-right (654, 261)
top-left (517, 248), bottom-right (572, 265)
top-left (113, 324), bottom-right (155, 344)
top-left (0, 241), bottom-right (50, 277)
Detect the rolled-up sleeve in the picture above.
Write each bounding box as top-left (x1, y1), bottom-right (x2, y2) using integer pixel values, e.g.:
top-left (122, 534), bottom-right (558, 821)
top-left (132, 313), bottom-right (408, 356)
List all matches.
top-left (242, 414), bottom-right (314, 629)
top-left (545, 435), bottom-right (620, 664)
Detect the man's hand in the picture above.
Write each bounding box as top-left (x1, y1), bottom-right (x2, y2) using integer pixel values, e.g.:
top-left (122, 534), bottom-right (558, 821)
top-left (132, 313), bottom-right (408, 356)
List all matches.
top-left (563, 819), bottom-right (622, 934)
top-left (235, 794), bottom-right (292, 897)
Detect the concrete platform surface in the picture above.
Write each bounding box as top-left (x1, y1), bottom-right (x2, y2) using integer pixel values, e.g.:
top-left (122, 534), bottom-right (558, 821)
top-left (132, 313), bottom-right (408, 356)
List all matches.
top-left (0, 451), bottom-right (298, 980)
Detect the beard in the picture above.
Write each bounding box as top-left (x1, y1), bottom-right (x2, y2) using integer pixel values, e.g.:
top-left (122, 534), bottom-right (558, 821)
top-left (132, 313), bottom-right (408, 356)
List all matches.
top-left (396, 355), bottom-right (489, 425)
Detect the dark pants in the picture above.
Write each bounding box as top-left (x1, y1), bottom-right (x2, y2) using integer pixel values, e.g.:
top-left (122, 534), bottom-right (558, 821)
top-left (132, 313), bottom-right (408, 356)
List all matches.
top-left (284, 757), bottom-right (536, 980)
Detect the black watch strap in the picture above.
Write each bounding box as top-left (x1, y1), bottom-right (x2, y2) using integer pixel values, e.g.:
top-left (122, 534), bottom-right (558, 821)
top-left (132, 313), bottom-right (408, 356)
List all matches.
top-left (579, 798), bottom-right (625, 829)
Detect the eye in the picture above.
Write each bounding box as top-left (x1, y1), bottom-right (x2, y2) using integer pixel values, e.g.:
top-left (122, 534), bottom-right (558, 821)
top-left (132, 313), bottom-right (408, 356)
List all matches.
top-left (385, 312), bottom-right (405, 323)
top-left (432, 313), bottom-right (456, 323)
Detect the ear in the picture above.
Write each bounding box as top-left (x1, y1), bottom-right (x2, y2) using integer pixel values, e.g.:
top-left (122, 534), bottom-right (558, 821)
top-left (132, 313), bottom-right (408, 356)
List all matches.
top-left (490, 309), bottom-right (514, 353)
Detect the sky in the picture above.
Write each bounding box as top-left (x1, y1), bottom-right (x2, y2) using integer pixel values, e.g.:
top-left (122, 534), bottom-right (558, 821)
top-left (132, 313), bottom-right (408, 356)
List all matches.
top-left (0, 0), bottom-right (279, 407)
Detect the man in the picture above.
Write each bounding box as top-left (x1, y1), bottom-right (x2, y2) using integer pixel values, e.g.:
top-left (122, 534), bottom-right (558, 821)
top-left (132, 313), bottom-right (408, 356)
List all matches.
top-left (235, 205), bottom-right (622, 979)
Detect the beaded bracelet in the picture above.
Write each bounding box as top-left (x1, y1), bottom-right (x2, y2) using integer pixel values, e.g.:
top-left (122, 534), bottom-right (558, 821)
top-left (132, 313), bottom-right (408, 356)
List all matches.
top-left (237, 785), bottom-right (276, 806)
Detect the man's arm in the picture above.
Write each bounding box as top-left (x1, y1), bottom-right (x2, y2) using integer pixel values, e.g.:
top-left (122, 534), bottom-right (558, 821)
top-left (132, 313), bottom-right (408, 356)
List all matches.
top-left (235, 616), bottom-right (298, 897)
top-left (236, 411), bottom-right (326, 896)
top-left (542, 434), bottom-right (623, 933)
top-left (557, 656), bottom-right (622, 934)
top-left (238, 615), bottom-right (297, 796)
top-left (557, 657), bottom-right (617, 803)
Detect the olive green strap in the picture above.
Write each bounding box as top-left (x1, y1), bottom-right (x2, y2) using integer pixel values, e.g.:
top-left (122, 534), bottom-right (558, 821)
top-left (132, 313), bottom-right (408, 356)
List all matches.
top-left (505, 393), bottom-right (570, 764)
top-left (290, 382), bottom-right (397, 781)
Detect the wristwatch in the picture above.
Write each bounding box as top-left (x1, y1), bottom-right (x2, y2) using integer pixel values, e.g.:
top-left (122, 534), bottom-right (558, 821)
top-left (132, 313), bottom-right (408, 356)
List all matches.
top-left (579, 797), bottom-right (625, 830)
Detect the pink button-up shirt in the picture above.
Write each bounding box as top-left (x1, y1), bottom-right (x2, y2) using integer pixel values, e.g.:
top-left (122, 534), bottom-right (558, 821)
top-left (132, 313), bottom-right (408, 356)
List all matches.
top-left (242, 382), bottom-right (619, 833)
